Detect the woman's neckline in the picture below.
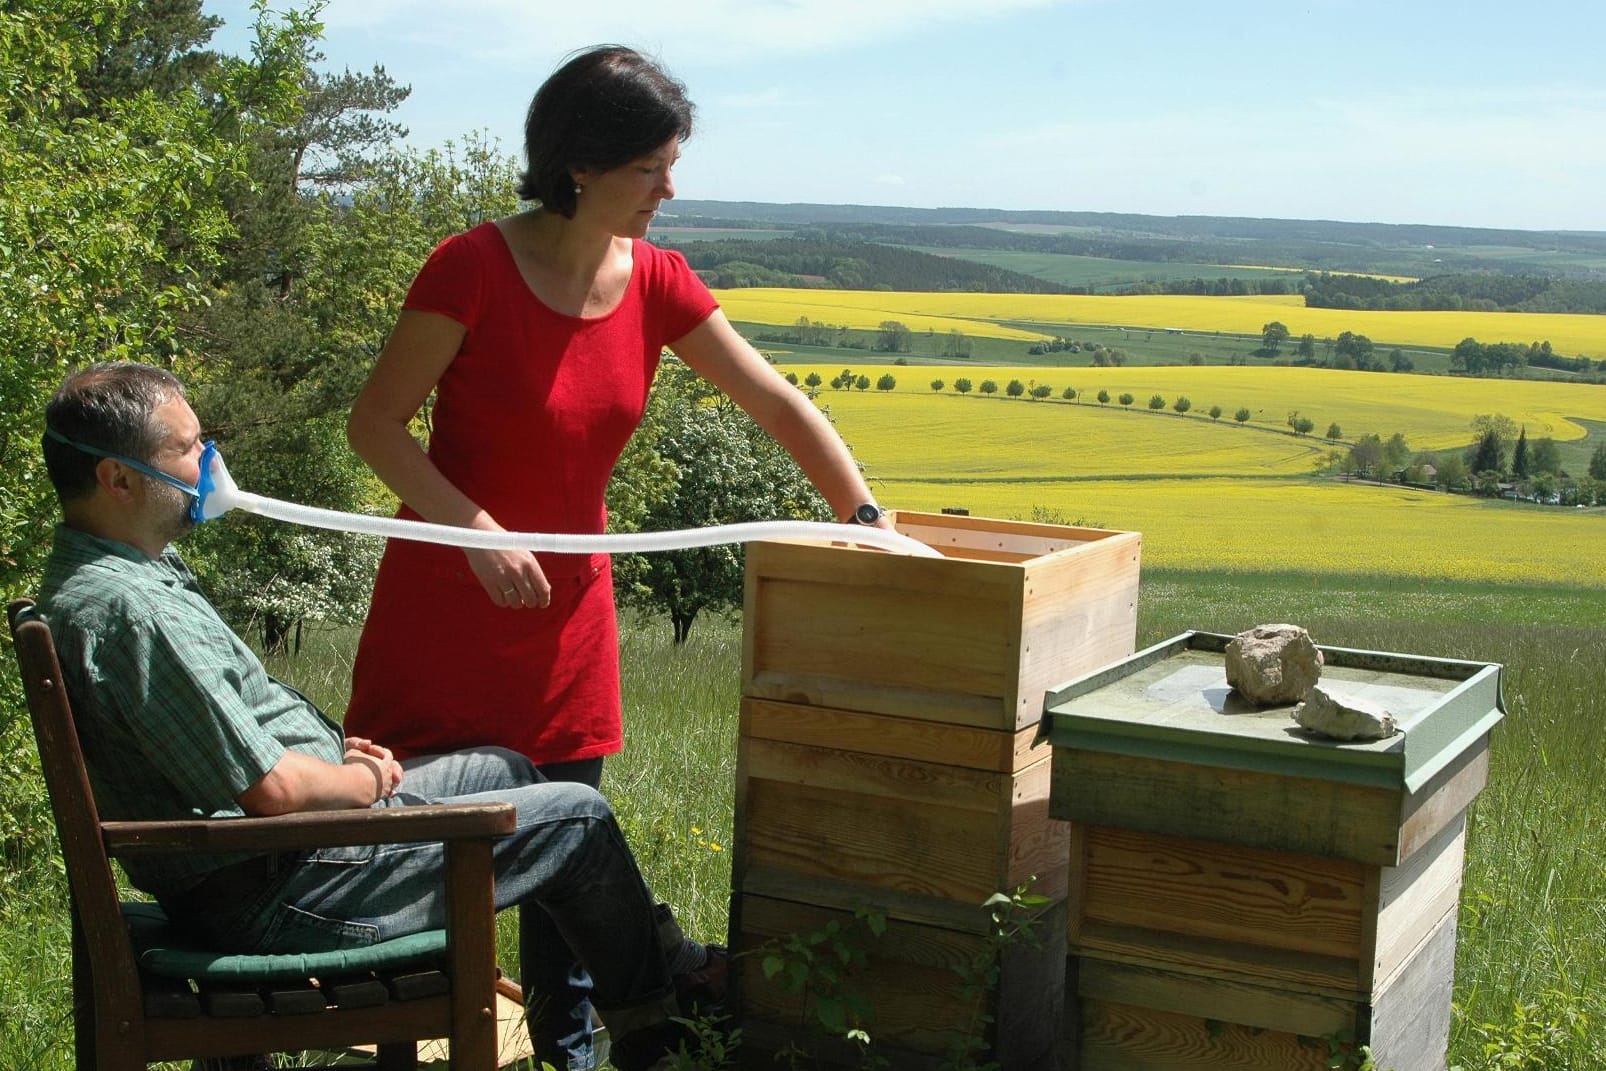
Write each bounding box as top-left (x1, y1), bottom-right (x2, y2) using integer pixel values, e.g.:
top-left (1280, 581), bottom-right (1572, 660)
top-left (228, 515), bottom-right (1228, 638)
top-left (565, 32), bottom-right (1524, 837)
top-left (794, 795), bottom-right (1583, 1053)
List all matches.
top-left (488, 216), bottom-right (638, 322)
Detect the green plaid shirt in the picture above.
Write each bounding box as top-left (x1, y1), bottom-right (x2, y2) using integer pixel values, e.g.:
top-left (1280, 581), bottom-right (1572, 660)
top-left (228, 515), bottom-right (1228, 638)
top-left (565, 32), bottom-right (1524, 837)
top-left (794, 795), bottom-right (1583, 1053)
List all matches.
top-left (36, 525), bottom-right (347, 898)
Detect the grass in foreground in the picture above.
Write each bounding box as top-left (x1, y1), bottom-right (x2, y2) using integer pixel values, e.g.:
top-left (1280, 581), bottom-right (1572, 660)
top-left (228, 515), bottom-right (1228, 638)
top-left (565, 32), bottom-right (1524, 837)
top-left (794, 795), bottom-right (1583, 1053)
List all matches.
top-left (1, 574), bottom-right (1602, 1069)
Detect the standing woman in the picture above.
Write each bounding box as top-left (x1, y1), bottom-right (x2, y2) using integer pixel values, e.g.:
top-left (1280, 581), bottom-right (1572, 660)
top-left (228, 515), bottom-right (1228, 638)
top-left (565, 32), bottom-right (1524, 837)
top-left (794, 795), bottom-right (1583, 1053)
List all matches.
top-left (343, 45), bottom-right (886, 1069)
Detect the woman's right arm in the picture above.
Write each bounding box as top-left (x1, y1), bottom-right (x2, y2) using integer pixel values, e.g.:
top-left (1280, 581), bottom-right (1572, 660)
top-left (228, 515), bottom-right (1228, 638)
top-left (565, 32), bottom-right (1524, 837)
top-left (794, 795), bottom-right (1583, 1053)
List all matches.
top-left (347, 310), bottom-right (550, 608)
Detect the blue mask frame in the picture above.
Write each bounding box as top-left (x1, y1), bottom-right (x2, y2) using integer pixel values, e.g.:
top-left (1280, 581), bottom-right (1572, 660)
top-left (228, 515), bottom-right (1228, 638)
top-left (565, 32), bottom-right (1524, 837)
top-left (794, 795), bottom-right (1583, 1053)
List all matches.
top-left (45, 426), bottom-right (219, 523)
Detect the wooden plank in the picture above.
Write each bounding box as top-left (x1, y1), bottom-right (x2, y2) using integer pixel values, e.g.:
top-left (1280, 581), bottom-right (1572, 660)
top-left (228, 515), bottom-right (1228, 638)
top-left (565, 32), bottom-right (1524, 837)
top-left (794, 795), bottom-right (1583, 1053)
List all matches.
top-left (140, 973), bottom-right (200, 1019)
top-left (383, 968), bottom-right (451, 1001)
top-left (743, 669), bottom-right (1008, 728)
top-left (893, 510), bottom-right (1129, 560)
top-left (740, 866), bottom-right (1005, 934)
top-left (1397, 737), bottom-right (1488, 864)
top-left (1077, 826), bottom-right (1367, 964)
top-left (320, 974), bottom-right (389, 1009)
top-left (1075, 999), bottom-right (1331, 1071)
top-left (741, 736), bottom-right (1010, 813)
top-left (1075, 920), bottom-right (1363, 996)
top-left (1015, 534), bottom-right (1142, 731)
top-left (740, 775), bottom-right (1004, 903)
top-left (1074, 957), bottom-right (1357, 1039)
top-left (744, 572), bottom-right (1018, 724)
top-left (739, 742), bottom-right (1068, 903)
top-left (1369, 811), bottom-right (1465, 992)
top-left (735, 892), bottom-right (1064, 1069)
top-left (1366, 912), bottom-right (1458, 1071)
top-left (145, 1000), bottom-right (453, 1061)
top-left (1052, 748), bottom-right (1405, 865)
top-left (1006, 758), bottom-right (1074, 899)
top-left (196, 982), bottom-right (265, 1018)
top-left (740, 697), bottom-right (1044, 773)
top-left (261, 978), bottom-right (328, 1014)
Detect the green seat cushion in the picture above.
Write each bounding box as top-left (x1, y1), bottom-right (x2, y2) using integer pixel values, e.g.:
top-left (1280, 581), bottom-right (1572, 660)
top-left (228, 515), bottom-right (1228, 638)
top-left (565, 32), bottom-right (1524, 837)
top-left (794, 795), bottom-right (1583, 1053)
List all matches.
top-left (123, 901), bottom-right (447, 982)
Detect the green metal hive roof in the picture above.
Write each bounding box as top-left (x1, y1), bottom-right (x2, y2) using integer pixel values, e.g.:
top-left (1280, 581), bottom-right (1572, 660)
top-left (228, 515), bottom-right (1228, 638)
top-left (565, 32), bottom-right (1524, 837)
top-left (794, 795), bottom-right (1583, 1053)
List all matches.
top-left (1039, 631), bottom-right (1505, 793)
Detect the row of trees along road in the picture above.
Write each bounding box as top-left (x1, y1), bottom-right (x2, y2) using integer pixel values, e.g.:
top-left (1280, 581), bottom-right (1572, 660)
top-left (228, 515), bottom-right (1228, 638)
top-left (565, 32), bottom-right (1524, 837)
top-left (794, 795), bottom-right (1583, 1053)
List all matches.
top-left (0, 1), bottom-right (829, 860)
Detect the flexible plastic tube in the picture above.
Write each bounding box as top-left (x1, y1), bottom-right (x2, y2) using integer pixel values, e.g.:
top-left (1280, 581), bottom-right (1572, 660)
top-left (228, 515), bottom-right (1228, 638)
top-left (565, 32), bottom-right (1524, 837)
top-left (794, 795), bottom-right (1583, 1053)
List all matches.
top-left (199, 448), bottom-right (941, 558)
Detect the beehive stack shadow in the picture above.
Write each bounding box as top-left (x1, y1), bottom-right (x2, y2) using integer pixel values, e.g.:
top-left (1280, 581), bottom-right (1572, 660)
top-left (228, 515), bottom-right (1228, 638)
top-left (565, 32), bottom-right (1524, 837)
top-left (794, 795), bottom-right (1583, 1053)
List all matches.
top-left (729, 510), bottom-right (1142, 1069)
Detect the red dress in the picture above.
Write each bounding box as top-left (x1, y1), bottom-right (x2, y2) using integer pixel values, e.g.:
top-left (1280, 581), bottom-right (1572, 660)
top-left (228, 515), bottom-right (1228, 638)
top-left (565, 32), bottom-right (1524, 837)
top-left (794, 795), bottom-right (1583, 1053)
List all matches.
top-left (344, 223), bottom-right (718, 763)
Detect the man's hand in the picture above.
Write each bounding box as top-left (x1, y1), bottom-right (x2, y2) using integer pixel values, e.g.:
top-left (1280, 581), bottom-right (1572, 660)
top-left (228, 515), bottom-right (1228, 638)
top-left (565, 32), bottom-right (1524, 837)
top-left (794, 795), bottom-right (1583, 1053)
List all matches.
top-left (343, 737), bottom-right (403, 801)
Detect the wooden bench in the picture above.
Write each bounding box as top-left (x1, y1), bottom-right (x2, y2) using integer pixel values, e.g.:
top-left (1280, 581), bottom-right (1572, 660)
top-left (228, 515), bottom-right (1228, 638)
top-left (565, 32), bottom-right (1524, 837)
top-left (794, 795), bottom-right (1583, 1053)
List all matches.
top-left (8, 598), bottom-right (516, 1070)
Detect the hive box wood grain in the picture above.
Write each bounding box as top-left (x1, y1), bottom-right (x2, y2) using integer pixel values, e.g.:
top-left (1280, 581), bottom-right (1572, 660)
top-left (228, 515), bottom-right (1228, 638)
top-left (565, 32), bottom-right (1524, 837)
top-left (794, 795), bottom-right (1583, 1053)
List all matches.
top-left (1065, 912), bottom-right (1458, 1071)
top-left (742, 511), bottom-right (1141, 733)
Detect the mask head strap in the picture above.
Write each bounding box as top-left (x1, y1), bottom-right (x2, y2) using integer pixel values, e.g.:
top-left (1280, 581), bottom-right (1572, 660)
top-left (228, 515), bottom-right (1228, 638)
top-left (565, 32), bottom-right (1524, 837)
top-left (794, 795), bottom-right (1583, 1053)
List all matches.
top-left (44, 426), bottom-right (218, 523)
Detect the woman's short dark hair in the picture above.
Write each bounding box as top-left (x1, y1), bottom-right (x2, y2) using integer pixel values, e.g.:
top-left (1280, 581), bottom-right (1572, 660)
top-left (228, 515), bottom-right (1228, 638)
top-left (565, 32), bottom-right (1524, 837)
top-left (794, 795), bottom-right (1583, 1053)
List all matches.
top-left (517, 45), bottom-right (694, 217)
top-left (43, 362), bottom-right (186, 503)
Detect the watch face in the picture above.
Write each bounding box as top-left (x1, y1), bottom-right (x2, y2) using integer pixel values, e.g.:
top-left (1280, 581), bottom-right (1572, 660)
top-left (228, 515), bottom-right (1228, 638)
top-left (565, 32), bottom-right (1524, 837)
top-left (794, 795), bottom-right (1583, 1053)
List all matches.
top-left (854, 503), bottom-right (883, 525)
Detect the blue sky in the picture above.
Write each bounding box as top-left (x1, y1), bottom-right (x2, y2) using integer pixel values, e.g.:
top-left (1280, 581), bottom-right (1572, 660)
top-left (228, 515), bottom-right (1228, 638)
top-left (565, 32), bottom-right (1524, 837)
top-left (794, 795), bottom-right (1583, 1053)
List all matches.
top-left (202, 0), bottom-right (1606, 232)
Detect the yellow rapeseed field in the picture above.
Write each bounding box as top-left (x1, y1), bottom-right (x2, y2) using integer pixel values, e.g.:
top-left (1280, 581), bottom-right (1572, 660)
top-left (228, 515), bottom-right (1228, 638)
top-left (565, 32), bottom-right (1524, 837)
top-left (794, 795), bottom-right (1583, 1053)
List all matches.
top-left (815, 391), bottom-right (1326, 478)
top-left (801, 365), bottom-right (1606, 451)
top-left (778, 366), bottom-right (1606, 586)
top-left (718, 288), bottom-right (1606, 357)
top-left (884, 478), bottom-right (1606, 587)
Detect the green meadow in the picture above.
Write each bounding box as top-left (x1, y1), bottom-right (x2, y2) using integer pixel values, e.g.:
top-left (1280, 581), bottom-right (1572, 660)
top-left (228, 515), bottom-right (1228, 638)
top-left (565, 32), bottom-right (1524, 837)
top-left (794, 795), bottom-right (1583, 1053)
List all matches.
top-left (5, 359), bottom-right (1603, 1071)
top-left (7, 570), bottom-right (1598, 1069)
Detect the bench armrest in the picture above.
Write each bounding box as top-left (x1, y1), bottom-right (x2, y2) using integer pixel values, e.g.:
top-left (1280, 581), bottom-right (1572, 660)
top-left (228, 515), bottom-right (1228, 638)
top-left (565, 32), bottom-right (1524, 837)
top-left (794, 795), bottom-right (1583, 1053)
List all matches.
top-left (102, 801), bottom-right (516, 857)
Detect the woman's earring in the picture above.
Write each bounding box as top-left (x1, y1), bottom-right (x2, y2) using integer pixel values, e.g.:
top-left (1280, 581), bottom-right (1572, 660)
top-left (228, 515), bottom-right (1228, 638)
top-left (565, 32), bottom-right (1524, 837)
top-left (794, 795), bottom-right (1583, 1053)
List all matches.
top-left (573, 183), bottom-right (583, 196)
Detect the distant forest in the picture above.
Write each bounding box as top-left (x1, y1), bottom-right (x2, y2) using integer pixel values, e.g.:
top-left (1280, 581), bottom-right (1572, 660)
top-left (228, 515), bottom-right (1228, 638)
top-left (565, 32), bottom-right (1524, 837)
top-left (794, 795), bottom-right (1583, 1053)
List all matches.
top-left (664, 200), bottom-right (1606, 259)
top-left (656, 202), bottom-right (1606, 311)
top-left (669, 236), bottom-right (1073, 293)
top-left (1304, 273), bottom-right (1606, 315)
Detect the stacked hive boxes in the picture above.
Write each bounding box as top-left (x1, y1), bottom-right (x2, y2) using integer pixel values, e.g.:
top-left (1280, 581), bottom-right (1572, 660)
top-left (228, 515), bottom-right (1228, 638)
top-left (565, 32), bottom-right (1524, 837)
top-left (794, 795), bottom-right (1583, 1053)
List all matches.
top-left (1042, 631), bottom-right (1503, 1070)
top-left (730, 511), bottom-right (1142, 1069)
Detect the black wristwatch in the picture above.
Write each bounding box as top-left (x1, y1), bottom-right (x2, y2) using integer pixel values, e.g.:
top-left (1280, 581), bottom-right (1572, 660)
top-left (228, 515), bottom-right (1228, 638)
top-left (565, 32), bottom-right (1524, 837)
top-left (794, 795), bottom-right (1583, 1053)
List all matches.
top-left (846, 502), bottom-right (884, 525)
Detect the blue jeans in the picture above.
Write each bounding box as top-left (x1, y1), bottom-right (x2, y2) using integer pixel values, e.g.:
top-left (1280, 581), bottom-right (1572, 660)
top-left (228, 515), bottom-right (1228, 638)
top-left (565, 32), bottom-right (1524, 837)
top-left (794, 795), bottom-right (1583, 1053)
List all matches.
top-left (179, 747), bottom-right (675, 1053)
top-left (524, 756), bottom-right (605, 1071)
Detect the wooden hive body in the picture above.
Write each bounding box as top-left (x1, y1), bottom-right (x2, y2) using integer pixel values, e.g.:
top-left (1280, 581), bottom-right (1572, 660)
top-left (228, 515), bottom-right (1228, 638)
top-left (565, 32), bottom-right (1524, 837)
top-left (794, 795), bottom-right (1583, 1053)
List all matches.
top-left (732, 511), bottom-right (1141, 1069)
top-left (1042, 632), bottom-right (1503, 1071)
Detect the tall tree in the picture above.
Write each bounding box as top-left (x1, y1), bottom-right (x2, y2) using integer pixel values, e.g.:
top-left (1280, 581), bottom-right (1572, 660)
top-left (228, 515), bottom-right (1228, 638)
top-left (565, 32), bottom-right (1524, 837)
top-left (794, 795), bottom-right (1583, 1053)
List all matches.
top-left (71, 0), bottom-right (223, 112)
top-left (1467, 428), bottom-right (1506, 477)
top-left (612, 360), bottom-right (834, 643)
top-left (0, 0), bottom-right (310, 858)
top-left (191, 136), bottom-right (522, 650)
top-left (1511, 426), bottom-right (1529, 478)
top-left (1349, 434), bottom-right (1383, 479)
top-left (1590, 442), bottom-right (1606, 482)
top-left (1260, 321), bottom-right (1290, 354)
top-left (1528, 436), bottom-right (1560, 476)
top-left (875, 321), bottom-right (910, 353)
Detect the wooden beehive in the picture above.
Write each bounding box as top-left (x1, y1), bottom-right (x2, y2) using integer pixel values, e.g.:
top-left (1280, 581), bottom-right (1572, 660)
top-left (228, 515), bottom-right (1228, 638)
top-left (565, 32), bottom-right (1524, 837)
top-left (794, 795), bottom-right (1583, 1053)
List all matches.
top-left (732, 511), bottom-right (1142, 1069)
top-left (1041, 631), bottom-right (1504, 1071)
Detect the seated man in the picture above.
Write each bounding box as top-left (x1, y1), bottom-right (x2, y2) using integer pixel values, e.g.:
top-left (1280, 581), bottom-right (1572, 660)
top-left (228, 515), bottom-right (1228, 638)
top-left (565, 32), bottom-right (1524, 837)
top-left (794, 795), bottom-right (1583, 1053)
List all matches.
top-left (36, 361), bottom-right (721, 1071)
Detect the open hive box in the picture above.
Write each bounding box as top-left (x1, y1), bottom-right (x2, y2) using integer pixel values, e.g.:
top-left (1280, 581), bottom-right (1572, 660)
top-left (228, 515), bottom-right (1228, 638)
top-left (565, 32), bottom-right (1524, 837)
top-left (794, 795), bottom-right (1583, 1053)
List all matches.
top-left (731, 510), bottom-right (1141, 1069)
top-left (1040, 630), bottom-right (1505, 1071)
